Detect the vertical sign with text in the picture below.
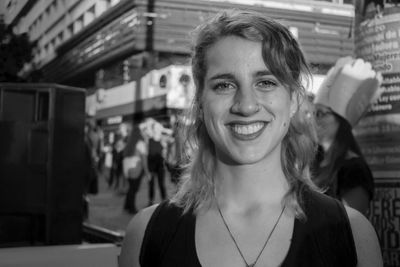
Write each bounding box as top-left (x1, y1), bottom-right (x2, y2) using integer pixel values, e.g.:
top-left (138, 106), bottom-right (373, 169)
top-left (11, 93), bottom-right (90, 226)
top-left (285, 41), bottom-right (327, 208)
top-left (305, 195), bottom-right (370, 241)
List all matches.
top-left (354, 2), bottom-right (400, 266)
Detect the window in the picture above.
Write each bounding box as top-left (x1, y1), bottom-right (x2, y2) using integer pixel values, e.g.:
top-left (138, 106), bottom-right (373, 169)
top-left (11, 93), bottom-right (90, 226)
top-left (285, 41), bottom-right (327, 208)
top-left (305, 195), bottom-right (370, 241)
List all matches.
top-left (67, 23), bottom-right (74, 35)
top-left (43, 44), bottom-right (49, 56)
top-left (58, 31), bottom-right (63, 43)
top-left (37, 14), bottom-right (42, 26)
top-left (6, 0), bottom-right (15, 12)
top-left (74, 15), bottom-right (84, 32)
top-left (53, 0), bottom-right (58, 11)
top-left (85, 5), bottom-right (95, 26)
top-left (110, 0), bottom-right (120, 7)
top-left (45, 6), bottom-right (51, 17)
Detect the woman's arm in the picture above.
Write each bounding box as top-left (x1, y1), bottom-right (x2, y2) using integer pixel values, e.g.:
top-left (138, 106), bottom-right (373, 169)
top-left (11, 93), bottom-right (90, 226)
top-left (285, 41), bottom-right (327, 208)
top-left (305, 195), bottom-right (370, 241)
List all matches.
top-left (346, 206), bottom-right (383, 267)
top-left (118, 205), bottom-right (158, 267)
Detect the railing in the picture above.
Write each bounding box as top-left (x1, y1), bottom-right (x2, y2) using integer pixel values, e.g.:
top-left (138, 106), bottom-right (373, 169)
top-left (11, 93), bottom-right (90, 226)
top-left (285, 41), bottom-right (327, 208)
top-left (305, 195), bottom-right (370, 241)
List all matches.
top-left (0, 243), bottom-right (120, 267)
top-left (82, 222), bottom-right (125, 246)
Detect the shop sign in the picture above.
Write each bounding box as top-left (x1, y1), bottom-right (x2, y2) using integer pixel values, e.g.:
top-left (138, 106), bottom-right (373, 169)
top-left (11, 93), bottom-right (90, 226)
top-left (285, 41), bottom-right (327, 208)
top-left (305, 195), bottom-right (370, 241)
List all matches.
top-left (107, 116), bottom-right (123, 125)
top-left (370, 182), bottom-right (400, 267)
top-left (96, 81), bottom-right (137, 110)
top-left (354, 3), bottom-right (400, 266)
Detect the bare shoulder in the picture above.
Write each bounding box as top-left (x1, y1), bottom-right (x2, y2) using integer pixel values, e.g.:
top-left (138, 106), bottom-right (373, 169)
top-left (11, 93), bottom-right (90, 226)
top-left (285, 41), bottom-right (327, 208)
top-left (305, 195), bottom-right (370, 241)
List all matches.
top-left (345, 206), bottom-right (383, 267)
top-left (118, 204), bottom-right (159, 267)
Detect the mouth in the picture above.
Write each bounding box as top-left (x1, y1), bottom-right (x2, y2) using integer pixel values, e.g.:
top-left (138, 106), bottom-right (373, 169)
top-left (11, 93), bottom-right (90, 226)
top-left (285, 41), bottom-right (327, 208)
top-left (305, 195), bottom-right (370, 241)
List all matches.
top-left (227, 121), bottom-right (268, 140)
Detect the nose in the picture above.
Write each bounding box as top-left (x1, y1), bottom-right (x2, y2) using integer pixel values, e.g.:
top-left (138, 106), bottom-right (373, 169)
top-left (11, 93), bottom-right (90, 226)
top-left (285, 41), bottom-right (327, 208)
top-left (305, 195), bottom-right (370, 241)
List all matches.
top-left (230, 89), bottom-right (260, 116)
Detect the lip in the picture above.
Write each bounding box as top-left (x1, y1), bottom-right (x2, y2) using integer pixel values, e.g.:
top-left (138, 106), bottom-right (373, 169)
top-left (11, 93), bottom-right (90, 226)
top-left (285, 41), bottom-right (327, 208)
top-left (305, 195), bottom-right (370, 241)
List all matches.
top-left (226, 120), bottom-right (269, 140)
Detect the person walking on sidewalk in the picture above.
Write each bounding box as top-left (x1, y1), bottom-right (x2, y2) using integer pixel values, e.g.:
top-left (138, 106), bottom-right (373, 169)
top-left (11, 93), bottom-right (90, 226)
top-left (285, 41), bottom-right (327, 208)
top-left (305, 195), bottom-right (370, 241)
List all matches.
top-left (146, 120), bottom-right (167, 206)
top-left (122, 125), bottom-right (149, 214)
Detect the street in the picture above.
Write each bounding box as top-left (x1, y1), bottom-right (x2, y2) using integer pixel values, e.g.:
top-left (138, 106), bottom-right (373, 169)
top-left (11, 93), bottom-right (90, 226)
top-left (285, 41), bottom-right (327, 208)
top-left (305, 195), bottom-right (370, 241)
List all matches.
top-left (86, 168), bottom-right (177, 234)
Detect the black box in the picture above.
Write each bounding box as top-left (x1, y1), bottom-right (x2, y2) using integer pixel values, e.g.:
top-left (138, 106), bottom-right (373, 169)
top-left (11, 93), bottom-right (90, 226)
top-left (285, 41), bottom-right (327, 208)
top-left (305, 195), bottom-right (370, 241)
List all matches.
top-left (0, 83), bottom-right (86, 246)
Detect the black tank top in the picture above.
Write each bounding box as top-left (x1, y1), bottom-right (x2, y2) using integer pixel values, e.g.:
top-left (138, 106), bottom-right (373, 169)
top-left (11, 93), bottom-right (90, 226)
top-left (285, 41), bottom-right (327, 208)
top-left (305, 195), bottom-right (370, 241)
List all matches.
top-left (140, 188), bottom-right (357, 267)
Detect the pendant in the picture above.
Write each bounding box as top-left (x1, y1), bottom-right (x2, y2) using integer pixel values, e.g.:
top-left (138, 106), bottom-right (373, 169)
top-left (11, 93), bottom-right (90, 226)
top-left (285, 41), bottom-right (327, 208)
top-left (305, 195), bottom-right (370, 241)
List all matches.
top-left (248, 264), bottom-right (255, 267)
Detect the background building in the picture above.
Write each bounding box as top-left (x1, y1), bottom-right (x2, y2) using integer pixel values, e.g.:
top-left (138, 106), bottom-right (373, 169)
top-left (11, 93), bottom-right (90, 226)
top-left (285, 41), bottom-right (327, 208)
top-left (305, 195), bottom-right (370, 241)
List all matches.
top-left (1, 0), bottom-right (355, 129)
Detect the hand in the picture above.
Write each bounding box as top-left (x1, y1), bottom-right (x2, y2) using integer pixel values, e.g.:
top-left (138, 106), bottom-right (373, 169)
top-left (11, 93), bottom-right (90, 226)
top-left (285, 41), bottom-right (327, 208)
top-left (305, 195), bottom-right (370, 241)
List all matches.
top-left (316, 56), bottom-right (383, 126)
top-left (331, 58), bottom-right (382, 105)
top-left (315, 56), bottom-right (354, 102)
top-left (341, 58), bottom-right (381, 83)
top-left (322, 56), bottom-right (354, 88)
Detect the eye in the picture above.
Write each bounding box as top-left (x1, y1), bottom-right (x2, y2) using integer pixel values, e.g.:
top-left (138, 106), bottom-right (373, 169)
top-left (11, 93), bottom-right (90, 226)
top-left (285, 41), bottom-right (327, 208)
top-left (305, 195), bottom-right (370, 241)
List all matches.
top-left (255, 79), bottom-right (278, 90)
top-left (315, 109), bottom-right (332, 119)
top-left (212, 82), bottom-right (236, 93)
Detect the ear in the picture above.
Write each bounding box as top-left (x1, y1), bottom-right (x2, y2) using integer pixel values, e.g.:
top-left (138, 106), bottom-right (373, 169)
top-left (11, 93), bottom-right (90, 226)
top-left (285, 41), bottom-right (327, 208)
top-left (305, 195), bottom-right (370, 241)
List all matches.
top-left (290, 91), bottom-right (300, 118)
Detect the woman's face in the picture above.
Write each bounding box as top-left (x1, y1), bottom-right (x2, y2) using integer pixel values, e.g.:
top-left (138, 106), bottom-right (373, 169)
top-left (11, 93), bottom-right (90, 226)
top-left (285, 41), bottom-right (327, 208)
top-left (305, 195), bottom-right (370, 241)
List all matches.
top-left (315, 104), bottom-right (339, 143)
top-left (200, 36), bottom-right (297, 165)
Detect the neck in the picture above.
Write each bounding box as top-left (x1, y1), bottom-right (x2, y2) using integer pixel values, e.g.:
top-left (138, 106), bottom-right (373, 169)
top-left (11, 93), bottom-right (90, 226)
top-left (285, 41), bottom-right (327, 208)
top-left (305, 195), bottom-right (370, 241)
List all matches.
top-left (214, 161), bottom-right (288, 210)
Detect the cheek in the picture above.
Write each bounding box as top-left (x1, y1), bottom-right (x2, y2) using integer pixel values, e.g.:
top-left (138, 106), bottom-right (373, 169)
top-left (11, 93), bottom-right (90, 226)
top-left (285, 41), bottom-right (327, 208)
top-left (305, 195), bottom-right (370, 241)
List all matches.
top-left (277, 99), bottom-right (292, 120)
top-left (201, 92), bottom-right (228, 118)
top-left (201, 102), bottom-right (221, 132)
top-left (202, 100), bottom-right (216, 119)
top-left (280, 107), bottom-right (292, 129)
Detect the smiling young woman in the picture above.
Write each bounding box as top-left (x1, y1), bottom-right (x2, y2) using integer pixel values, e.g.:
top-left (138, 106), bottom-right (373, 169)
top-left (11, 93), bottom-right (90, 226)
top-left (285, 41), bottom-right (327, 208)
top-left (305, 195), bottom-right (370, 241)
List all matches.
top-left (118, 10), bottom-right (383, 267)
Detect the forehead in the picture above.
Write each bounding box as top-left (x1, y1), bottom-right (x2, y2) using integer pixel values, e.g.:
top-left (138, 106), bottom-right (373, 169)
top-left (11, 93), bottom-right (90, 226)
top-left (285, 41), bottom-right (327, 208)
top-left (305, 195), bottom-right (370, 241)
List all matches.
top-left (205, 36), bottom-right (267, 76)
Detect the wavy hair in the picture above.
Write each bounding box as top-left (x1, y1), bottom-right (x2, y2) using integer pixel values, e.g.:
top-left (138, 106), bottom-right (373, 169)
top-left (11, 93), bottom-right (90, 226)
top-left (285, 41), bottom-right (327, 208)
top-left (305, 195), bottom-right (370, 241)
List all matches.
top-left (171, 9), bottom-right (319, 219)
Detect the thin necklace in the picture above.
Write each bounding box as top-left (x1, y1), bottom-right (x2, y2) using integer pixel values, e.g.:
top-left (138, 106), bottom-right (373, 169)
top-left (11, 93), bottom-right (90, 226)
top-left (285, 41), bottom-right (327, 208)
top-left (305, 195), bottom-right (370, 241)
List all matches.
top-left (216, 202), bottom-right (285, 267)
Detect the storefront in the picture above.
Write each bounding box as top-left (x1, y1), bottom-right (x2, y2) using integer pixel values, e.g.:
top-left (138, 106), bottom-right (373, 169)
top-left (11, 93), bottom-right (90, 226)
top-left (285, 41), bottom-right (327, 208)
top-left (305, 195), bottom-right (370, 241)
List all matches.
top-left (86, 64), bottom-right (194, 142)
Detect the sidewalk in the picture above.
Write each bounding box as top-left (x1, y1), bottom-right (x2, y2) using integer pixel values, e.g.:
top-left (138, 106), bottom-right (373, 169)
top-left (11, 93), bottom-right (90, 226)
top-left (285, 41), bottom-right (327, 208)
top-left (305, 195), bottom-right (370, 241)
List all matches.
top-left (86, 168), bottom-right (177, 234)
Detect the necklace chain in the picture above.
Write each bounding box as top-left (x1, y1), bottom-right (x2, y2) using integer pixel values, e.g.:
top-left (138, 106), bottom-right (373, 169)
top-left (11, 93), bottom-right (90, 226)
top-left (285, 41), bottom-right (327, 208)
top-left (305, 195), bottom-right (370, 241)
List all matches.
top-left (216, 202), bottom-right (285, 267)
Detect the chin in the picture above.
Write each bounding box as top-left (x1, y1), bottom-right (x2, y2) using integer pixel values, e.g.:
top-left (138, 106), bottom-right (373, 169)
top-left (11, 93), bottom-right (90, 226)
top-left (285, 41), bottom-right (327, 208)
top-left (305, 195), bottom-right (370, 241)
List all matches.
top-left (224, 151), bottom-right (265, 166)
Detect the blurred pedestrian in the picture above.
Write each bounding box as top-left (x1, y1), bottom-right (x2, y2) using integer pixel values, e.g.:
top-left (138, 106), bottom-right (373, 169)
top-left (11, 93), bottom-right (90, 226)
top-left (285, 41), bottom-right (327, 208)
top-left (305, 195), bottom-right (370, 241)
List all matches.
top-left (146, 120), bottom-right (167, 206)
top-left (83, 120), bottom-right (100, 220)
top-left (95, 121), bottom-right (105, 174)
top-left (120, 10), bottom-right (382, 267)
top-left (84, 118), bottom-right (100, 195)
top-left (164, 114), bottom-right (183, 186)
top-left (165, 132), bottom-right (181, 185)
top-left (123, 125), bottom-right (149, 214)
top-left (312, 56), bottom-right (383, 216)
top-left (109, 133), bottom-right (125, 192)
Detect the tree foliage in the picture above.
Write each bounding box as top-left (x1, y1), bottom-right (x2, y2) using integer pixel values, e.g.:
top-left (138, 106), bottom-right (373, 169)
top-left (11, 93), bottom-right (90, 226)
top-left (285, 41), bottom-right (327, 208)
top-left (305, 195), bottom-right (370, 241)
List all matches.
top-left (0, 20), bottom-right (35, 82)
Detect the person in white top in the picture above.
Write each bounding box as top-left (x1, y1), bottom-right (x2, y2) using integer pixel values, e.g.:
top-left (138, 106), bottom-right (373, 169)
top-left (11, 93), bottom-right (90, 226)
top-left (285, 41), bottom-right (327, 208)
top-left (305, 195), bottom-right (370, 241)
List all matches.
top-left (122, 124), bottom-right (149, 214)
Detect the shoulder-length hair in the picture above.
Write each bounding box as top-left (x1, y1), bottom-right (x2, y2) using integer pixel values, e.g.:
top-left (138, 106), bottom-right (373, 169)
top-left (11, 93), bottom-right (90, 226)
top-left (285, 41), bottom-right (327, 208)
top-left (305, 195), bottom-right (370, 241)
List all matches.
top-left (171, 9), bottom-right (319, 219)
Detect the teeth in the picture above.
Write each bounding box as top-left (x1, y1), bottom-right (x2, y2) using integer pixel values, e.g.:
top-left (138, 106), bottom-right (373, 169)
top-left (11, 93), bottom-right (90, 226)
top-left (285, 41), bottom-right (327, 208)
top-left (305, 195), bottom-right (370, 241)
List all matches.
top-left (232, 122), bottom-right (264, 135)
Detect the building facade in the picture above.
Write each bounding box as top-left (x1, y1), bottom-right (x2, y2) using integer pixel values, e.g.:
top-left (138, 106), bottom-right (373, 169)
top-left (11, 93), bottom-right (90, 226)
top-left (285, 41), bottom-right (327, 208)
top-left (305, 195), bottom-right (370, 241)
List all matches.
top-left (2, 0), bottom-right (355, 126)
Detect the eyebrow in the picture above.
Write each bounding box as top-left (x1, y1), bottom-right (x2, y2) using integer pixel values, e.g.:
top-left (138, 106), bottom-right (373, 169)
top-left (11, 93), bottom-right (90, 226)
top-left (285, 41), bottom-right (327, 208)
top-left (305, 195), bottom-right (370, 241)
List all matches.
top-left (208, 70), bottom-right (273, 81)
top-left (254, 70), bottom-right (272, 77)
top-left (208, 73), bottom-right (235, 81)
